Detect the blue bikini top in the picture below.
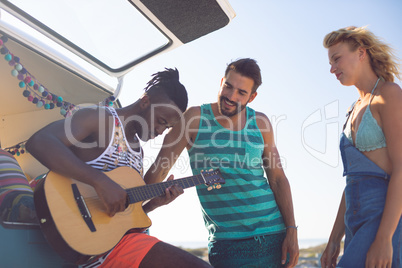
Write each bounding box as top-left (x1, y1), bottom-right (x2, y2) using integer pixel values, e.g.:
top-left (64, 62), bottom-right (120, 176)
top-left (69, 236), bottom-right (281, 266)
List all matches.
top-left (343, 80), bottom-right (387, 152)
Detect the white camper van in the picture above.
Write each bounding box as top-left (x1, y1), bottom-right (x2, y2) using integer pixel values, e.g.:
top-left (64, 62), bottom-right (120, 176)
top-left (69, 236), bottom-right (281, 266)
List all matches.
top-left (0, 1), bottom-right (234, 266)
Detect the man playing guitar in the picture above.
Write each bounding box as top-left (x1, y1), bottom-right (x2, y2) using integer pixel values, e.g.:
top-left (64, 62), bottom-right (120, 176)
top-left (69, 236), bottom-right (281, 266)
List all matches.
top-left (26, 68), bottom-right (211, 268)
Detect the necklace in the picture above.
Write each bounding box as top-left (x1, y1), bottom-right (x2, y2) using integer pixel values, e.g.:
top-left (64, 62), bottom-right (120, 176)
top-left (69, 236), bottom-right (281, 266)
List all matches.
top-left (357, 77), bottom-right (381, 102)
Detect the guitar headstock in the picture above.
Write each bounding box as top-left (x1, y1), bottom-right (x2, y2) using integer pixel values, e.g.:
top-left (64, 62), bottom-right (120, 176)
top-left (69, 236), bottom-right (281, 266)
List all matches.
top-left (201, 169), bottom-right (225, 191)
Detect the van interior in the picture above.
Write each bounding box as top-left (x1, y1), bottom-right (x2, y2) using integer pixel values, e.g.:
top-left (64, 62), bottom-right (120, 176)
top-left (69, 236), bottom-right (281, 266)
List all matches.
top-left (0, 0), bottom-right (235, 266)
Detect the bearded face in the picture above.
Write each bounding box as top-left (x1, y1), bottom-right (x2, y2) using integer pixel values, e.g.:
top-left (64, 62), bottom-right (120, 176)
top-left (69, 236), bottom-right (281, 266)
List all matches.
top-left (218, 95), bottom-right (247, 117)
top-left (217, 70), bottom-right (256, 117)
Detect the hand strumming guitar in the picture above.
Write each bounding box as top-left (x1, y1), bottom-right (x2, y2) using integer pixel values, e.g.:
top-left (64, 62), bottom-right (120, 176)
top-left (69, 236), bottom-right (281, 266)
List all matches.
top-left (93, 173), bottom-right (128, 217)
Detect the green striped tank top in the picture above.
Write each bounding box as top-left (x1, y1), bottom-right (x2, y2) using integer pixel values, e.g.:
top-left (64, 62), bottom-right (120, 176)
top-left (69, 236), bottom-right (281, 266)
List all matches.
top-left (188, 104), bottom-right (285, 241)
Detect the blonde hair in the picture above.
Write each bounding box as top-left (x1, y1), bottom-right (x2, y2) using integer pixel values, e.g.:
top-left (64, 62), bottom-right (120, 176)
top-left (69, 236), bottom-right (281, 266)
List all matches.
top-left (323, 26), bottom-right (400, 82)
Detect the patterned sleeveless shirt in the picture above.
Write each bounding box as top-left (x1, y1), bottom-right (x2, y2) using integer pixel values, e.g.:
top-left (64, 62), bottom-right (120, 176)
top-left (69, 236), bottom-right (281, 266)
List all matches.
top-left (85, 107), bottom-right (143, 175)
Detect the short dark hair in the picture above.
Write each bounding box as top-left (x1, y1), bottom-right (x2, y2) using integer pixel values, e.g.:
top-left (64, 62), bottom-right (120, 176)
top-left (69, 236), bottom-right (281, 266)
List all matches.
top-left (225, 58), bottom-right (262, 92)
top-left (144, 68), bottom-right (188, 112)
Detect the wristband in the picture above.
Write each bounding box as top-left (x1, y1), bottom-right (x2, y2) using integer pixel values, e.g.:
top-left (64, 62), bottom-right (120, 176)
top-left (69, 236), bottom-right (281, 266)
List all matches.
top-left (286, 226), bottom-right (298, 230)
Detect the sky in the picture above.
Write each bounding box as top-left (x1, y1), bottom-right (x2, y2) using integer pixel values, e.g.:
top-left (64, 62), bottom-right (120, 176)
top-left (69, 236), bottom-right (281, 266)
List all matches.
top-left (117, 0), bottom-right (402, 247)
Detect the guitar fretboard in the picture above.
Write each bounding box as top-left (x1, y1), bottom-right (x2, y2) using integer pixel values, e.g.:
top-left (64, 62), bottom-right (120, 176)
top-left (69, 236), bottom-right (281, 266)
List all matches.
top-left (126, 174), bottom-right (205, 203)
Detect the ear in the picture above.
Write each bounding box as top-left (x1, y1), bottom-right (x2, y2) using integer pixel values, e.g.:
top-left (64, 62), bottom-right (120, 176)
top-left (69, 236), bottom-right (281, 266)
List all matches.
top-left (358, 47), bottom-right (367, 61)
top-left (140, 95), bottom-right (151, 110)
top-left (248, 92), bottom-right (258, 103)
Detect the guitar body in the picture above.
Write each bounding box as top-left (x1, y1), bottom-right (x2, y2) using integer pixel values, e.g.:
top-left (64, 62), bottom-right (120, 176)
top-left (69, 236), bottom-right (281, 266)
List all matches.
top-left (34, 166), bottom-right (151, 264)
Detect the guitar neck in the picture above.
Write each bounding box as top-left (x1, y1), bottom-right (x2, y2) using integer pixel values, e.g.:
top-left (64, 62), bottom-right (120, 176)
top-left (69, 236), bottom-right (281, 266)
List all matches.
top-left (126, 174), bottom-right (204, 204)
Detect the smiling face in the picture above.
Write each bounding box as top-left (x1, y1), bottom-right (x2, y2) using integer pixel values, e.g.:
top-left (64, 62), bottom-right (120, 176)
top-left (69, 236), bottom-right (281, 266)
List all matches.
top-left (217, 70), bottom-right (257, 117)
top-left (328, 42), bottom-right (364, 86)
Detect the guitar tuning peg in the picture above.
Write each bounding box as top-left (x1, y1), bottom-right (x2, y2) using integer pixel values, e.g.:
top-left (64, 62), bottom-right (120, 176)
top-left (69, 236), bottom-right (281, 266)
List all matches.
top-left (216, 184), bottom-right (222, 189)
top-left (209, 168), bottom-right (213, 171)
top-left (207, 186), bottom-right (213, 191)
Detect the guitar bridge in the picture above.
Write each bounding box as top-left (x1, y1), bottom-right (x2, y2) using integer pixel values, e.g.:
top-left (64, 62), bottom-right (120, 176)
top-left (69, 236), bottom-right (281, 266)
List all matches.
top-left (72, 184), bottom-right (96, 232)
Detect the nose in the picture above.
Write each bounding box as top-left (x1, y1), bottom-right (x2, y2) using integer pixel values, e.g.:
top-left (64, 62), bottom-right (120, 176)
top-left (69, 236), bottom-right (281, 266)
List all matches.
top-left (226, 90), bottom-right (237, 102)
top-left (155, 125), bottom-right (167, 136)
top-left (330, 64), bottom-right (336, 74)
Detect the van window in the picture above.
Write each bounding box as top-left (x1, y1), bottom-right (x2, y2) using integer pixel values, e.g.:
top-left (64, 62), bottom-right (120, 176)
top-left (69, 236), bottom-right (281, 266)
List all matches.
top-left (3, 0), bottom-right (169, 71)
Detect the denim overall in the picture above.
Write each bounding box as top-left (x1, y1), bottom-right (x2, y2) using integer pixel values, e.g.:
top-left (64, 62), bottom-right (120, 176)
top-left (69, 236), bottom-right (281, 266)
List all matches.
top-left (338, 133), bottom-right (402, 267)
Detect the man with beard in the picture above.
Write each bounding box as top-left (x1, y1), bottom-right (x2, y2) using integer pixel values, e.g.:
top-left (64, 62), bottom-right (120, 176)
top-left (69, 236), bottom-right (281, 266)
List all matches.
top-left (25, 68), bottom-right (212, 267)
top-left (145, 59), bottom-right (299, 267)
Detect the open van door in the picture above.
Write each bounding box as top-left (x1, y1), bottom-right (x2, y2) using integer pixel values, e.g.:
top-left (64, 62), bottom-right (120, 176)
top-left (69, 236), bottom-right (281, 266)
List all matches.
top-left (0, 0), bottom-right (235, 177)
top-left (0, 1), bottom-right (234, 266)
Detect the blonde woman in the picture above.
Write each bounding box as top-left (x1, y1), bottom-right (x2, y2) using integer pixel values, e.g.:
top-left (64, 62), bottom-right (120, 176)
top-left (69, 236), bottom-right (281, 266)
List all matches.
top-left (321, 26), bottom-right (402, 268)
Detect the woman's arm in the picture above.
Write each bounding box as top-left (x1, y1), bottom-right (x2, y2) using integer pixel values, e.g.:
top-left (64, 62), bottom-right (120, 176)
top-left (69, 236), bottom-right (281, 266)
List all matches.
top-left (321, 191), bottom-right (346, 268)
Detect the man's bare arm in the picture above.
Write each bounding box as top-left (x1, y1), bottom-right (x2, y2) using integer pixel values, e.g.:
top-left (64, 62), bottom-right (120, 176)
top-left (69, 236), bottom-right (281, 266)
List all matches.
top-left (256, 111), bottom-right (299, 267)
top-left (26, 107), bottom-right (127, 217)
top-left (144, 106), bottom-right (201, 184)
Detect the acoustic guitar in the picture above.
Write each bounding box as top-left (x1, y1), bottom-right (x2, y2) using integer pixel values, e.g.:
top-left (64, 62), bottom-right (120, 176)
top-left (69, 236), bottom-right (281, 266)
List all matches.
top-left (33, 166), bottom-right (224, 264)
